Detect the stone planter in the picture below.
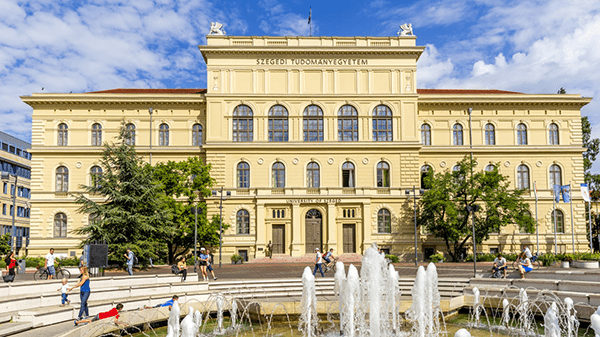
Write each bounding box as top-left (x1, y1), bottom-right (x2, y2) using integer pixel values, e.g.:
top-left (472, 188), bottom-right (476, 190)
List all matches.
top-left (573, 260), bottom-right (599, 269)
top-left (561, 261), bottom-right (570, 268)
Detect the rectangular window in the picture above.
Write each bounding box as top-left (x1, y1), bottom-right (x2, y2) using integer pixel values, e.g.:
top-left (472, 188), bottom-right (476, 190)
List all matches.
top-left (9, 205), bottom-right (13, 216)
top-left (3, 183), bottom-right (6, 194)
top-left (2, 204), bottom-right (5, 215)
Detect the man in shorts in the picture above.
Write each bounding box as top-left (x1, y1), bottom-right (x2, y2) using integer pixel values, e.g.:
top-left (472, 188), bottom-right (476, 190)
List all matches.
top-left (206, 249), bottom-right (217, 281)
top-left (45, 248), bottom-right (56, 280)
top-left (492, 253), bottom-right (508, 278)
top-left (74, 303), bottom-right (124, 326)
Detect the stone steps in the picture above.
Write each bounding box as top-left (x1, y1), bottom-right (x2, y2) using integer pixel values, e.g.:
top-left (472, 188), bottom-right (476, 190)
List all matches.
top-left (0, 321), bottom-right (33, 337)
top-left (248, 253), bottom-right (364, 264)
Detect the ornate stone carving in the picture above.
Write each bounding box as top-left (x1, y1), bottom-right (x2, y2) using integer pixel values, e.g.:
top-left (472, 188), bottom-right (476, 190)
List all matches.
top-left (536, 161), bottom-right (543, 167)
top-left (504, 161), bottom-right (510, 167)
top-left (440, 161), bottom-right (446, 168)
top-left (257, 158), bottom-right (264, 165)
top-left (75, 162), bottom-right (82, 169)
top-left (209, 22), bottom-right (226, 35)
top-left (212, 74), bottom-right (219, 91)
top-left (362, 158), bottom-right (369, 164)
top-left (397, 23), bottom-right (413, 36)
top-left (327, 158), bottom-right (334, 165)
top-left (292, 157), bottom-right (299, 165)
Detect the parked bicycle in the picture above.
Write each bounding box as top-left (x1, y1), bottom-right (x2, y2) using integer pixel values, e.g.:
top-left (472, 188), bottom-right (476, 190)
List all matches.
top-left (512, 253), bottom-right (541, 270)
top-left (34, 261), bottom-right (71, 281)
top-left (323, 257), bottom-right (338, 273)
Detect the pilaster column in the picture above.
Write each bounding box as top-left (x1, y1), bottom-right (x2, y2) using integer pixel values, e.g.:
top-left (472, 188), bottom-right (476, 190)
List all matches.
top-left (327, 200), bottom-right (337, 250)
top-left (255, 203), bottom-right (265, 258)
top-left (291, 201), bottom-right (302, 256)
top-left (362, 202), bottom-right (372, 253)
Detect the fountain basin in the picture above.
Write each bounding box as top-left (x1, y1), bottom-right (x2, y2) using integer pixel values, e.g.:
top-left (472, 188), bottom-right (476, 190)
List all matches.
top-left (573, 260), bottom-right (599, 269)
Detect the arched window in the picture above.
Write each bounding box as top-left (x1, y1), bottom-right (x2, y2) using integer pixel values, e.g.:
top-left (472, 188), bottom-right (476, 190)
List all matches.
top-left (307, 162), bottom-right (320, 188)
top-left (453, 124), bottom-right (463, 145)
top-left (91, 123), bottom-right (102, 146)
top-left (517, 123), bottom-right (527, 145)
top-left (517, 164), bottom-right (530, 189)
top-left (125, 123), bottom-right (136, 146)
top-left (268, 105), bottom-right (289, 142)
top-left (421, 165), bottom-right (432, 189)
top-left (453, 165), bottom-right (460, 172)
top-left (485, 164), bottom-right (496, 172)
top-left (338, 105), bottom-right (358, 141)
top-left (237, 162), bottom-right (250, 188)
top-left (233, 105), bottom-right (253, 142)
top-left (377, 209), bottom-right (391, 233)
top-left (549, 123), bottom-right (559, 145)
top-left (90, 166), bottom-right (102, 187)
top-left (56, 166), bottom-right (68, 192)
top-left (192, 124), bottom-right (202, 146)
top-left (303, 105), bottom-right (324, 142)
top-left (342, 162), bottom-right (355, 187)
top-left (421, 124), bottom-right (431, 146)
top-left (549, 164), bottom-right (562, 187)
top-left (485, 124), bottom-right (495, 145)
top-left (377, 162), bottom-right (390, 187)
top-left (58, 123), bottom-right (68, 146)
top-left (373, 105), bottom-right (392, 141)
top-left (236, 210), bottom-right (250, 234)
top-left (272, 162), bottom-right (285, 188)
top-left (54, 213), bottom-right (67, 238)
top-left (551, 209), bottom-right (564, 233)
top-left (159, 123), bottom-right (169, 146)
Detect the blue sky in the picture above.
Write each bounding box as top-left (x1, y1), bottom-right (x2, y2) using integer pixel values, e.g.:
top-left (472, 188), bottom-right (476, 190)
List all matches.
top-left (2, 0), bottom-right (600, 166)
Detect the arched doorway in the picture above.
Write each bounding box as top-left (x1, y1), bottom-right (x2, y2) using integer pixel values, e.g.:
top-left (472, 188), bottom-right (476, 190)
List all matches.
top-left (305, 209), bottom-right (322, 254)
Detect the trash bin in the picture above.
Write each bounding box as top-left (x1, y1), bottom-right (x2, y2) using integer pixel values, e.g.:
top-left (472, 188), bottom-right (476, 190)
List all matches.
top-left (17, 259), bottom-right (26, 274)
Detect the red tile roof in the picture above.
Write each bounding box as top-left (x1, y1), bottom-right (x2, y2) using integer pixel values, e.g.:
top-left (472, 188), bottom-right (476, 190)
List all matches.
top-left (417, 89), bottom-right (522, 94)
top-left (88, 88), bottom-right (207, 94)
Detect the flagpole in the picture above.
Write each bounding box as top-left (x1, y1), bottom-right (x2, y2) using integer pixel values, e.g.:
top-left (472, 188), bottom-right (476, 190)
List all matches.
top-left (534, 181), bottom-right (539, 254)
top-left (590, 200), bottom-right (593, 252)
top-left (568, 183), bottom-right (575, 253)
top-left (553, 185), bottom-right (558, 254)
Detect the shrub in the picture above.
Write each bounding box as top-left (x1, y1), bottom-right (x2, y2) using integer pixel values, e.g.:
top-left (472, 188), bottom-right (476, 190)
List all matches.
top-left (504, 253), bottom-right (518, 262)
top-left (385, 254), bottom-right (399, 263)
top-left (466, 253), bottom-right (496, 262)
top-left (537, 253), bottom-right (557, 266)
top-left (230, 254), bottom-right (242, 263)
top-left (430, 253), bottom-right (445, 263)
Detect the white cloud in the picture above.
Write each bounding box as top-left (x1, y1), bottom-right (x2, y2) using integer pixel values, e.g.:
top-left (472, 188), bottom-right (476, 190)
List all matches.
top-left (0, 0), bottom-right (246, 141)
top-left (257, 0), bottom-right (311, 36)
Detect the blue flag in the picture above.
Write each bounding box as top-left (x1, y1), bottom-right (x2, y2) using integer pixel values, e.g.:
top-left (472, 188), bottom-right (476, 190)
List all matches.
top-left (554, 184), bottom-right (571, 203)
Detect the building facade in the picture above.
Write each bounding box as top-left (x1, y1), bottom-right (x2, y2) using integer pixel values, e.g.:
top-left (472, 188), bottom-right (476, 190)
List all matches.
top-left (21, 34), bottom-right (592, 261)
top-left (0, 131), bottom-right (32, 255)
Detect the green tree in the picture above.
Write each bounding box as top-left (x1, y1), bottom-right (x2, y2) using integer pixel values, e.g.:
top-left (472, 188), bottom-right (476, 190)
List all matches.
top-left (0, 233), bottom-right (11, 256)
top-left (582, 116), bottom-right (600, 191)
top-left (417, 156), bottom-right (535, 261)
top-left (152, 157), bottom-right (226, 264)
top-left (72, 126), bottom-right (171, 267)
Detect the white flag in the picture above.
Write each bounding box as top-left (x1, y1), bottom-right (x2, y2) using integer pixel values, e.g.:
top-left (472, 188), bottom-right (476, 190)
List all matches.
top-left (581, 183), bottom-right (591, 202)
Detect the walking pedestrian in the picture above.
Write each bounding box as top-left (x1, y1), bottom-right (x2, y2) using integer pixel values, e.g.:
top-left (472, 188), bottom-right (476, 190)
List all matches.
top-left (266, 241), bottom-right (272, 259)
top-left (45, 248), bottom-right (56, 280)
top-left (206, 249), bottom-right (217, 280)
top-left (78, 251), bottom-right (85, 268)
top-left (312, 248), bottom-right (324, 277)
top-left (68, 266), bottom-right (91, 320)
top-left (58, 278), bottom-right (71, 306)
top-left (4, 251), bottom-right (16, 282)
top-left (199, 248), bottom-right (208, 281)
top-left (124, 248), bottom-right (134, 276)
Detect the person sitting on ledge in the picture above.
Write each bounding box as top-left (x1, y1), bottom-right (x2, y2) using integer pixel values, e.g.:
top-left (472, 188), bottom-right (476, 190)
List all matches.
top-left (492, 253), bottom-right (508, 278)
top-left (74, 303), bottom-right (124, 326)
top-left (143, 295), bottom-right (179, 310)
top-left (517, 252), bottom-right (533, 279)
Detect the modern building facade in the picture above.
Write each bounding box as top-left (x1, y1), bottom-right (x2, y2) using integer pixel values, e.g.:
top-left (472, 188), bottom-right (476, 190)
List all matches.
top-left (0, 131), bottom-right (32, 255)
top-left (21, 34), bottom-right (592, 261)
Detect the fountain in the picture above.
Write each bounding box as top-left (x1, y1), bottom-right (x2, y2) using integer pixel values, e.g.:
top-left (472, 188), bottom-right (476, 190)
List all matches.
top-left (180, 307), bottom-right (195, 337)
top-left (165, 301), bottom-right (180, 337)
top-left (544, 302), bottom-right (560, 337)
top-left (471, 287), bottom-right (481, 327)
top-left (502, 298), bottom-right (510, 326)
top-left (591, 306), bottom-right (600, 337)
top-left (299, 266), bottom-right (318, 337)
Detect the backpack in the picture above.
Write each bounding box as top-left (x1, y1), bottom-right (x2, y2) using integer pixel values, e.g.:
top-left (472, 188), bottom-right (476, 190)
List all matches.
top-left (171, 264), bottom-right (179, 274)
top-left (322, 253), bottom-right (327, 258)
top-left (132, 253), bottom-right (138, 265)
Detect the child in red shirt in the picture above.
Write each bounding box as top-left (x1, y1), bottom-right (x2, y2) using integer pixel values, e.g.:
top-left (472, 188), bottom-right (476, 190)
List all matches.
top-left (74, 303), bottom-right (124, 326)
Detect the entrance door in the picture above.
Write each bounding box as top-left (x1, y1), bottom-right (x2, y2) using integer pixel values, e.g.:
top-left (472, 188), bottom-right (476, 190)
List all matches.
top-left (305, 209), bottom-right (322, 254)
top-left (272, 225), bottom-right (285, 254)
top-left (343, 224), bottom-right (356, 253)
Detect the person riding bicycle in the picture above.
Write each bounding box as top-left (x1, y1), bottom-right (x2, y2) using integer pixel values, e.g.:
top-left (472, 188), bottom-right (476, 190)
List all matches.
top-left (523, 245), bottom-right (536, 262)
top-left (492, 253), bottom-right (507, 278)
top-left (323, 248), bottom-right (334, 264)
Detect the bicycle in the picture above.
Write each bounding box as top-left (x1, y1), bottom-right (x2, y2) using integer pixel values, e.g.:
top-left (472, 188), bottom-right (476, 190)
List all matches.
top-left (323, 257), bottom-right (338, 273)
top-left (34, 261), bottom-right (71, 281)
top-left (512, 253), bottom-right (541, 271)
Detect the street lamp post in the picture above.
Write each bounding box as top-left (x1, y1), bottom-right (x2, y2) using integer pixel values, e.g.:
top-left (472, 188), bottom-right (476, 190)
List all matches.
top-left (1, 172), bottom-right (18, 253)
top-left (194, 203), bottom-right (198, 272)
top-left (148, 107), bottom-right (153, 165)
top-left (468, 107), bottom-right (478, 278)
top-left (213, 187), bottom-right (230, 268)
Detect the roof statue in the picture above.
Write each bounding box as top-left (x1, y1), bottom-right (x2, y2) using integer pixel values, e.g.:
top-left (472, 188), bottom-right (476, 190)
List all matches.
top-left (209, 22), bottom-right (226, 35)
top-left (397, 23), bottom-right (413, 36)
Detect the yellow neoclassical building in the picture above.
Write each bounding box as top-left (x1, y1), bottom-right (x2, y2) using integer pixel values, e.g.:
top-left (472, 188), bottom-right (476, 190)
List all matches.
top-left (21, 34), bottom-right (592, 261)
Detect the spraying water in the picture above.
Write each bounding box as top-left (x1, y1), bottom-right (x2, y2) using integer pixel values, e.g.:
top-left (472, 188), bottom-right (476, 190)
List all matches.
top-left (180, 306), bottom-right (195, 337)
top-left (299, 266), bottom-right (318, 337)
top-left (342, 264), bottom-right (360, 337)
top-left (591, 308), bottom-right (600, 337)
top-left (216, 294), bottom-right (224, 333)
top-left (564, 297), bottom-right (579, 337)
top-left (518, 288), bottom-right (531, 332)
top-left (502, 298), bottom-right (510, 326)
top-left (472, 287), bottom-right (481, 326)
top-left (165, 300), bottom-right (180, 337)
top-left (544, 302), bottom-right (560, 337)
top-left (229, 300), bottom-right (238, 329)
